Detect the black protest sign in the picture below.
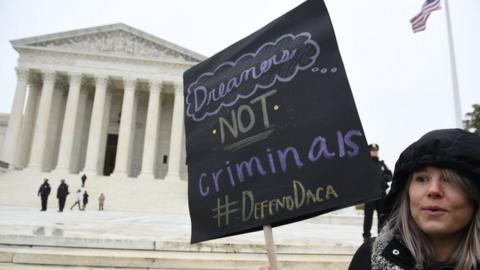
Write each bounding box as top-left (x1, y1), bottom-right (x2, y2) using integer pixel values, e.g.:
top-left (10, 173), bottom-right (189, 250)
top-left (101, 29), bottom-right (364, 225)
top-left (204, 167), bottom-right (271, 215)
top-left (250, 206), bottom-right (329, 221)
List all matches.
top-left (183, 0), bottom-right (383, 244)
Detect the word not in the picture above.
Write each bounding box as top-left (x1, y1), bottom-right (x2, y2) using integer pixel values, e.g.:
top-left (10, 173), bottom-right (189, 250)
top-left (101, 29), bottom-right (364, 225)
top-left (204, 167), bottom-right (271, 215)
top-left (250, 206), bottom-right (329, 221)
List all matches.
top-left (242, 180), bottom-right (338, 221)
top-left (185, 32), bottom-right (320, 122)
top-left (219, 89), bottom-right (276, 144)
top-left (197, 129), bottom-right (362, 197)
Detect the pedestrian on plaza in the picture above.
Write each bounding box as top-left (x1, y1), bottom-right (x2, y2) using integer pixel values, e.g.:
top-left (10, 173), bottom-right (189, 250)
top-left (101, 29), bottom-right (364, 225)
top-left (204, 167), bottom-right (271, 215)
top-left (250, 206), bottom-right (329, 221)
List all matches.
top-left (37, 178), bottom-right (51, 211)
top-left (81, 174), bottom-right (87, 188)
top-left (56, 179), bottom-right (69, 212)
top-left (70, 189), bottom-right (82, 210)
top-left (362, 143), bottom-right (392, 242)
top-left (82, 190), bottom-right (89, 211)
top-left (98, 193), bottom-right (105, 211)
top-left (259, 129), bottom-right (480, 270)
top-left (348, 129), bottom-right (480, 269)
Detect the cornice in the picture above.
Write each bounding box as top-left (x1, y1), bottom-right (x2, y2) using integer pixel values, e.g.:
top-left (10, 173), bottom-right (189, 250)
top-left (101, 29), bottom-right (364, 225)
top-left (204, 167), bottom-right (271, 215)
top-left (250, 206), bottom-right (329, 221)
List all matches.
top-left (15, 46), bottom-right (197, 70)
top-left (10, 23), bottom-right (206, 62)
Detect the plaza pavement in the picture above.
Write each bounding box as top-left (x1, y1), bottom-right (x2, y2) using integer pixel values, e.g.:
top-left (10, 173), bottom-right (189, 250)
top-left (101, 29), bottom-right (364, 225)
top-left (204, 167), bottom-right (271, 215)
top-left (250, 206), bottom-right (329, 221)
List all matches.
top-left (0, 206), bottom-right (372, 269)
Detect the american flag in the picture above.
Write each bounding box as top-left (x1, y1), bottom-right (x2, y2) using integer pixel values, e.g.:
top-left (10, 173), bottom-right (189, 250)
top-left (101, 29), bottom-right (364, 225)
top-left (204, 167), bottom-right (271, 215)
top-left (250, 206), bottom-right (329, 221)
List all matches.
top-left (410, 0), bottom-right (441, 33)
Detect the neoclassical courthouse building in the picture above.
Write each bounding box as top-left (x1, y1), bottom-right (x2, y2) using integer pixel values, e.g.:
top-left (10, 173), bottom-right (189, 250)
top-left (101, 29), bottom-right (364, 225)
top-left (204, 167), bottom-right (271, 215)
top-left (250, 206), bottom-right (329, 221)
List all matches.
top-left (0, 24), bottom-right (206, 211)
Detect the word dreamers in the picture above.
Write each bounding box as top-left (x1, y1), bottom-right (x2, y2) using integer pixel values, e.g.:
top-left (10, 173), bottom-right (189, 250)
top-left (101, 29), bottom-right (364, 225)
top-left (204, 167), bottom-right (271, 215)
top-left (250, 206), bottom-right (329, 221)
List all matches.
top-left (185, 32), bottom-right (320, 122)
top-left (197, 129), bottom-right (362, 197)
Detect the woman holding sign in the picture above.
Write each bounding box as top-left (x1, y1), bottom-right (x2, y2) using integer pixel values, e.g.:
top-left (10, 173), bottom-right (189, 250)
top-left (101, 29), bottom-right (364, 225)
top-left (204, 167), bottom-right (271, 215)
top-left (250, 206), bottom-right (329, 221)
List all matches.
top-left (260, 129), bottom-right (480, 269)
top-left (349, 129), bottom-right (480, 270)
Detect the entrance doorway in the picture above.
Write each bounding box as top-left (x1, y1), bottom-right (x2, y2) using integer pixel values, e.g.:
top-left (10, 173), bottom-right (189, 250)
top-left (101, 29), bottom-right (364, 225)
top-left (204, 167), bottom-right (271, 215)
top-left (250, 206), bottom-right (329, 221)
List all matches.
top-left (103, 134), bottom-right (118, 176)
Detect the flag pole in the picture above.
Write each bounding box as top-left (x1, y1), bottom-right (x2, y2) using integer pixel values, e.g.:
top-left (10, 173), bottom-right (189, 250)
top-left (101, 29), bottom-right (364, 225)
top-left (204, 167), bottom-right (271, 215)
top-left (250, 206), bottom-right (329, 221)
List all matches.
top-left (443, 0), bottom-right (463, 128)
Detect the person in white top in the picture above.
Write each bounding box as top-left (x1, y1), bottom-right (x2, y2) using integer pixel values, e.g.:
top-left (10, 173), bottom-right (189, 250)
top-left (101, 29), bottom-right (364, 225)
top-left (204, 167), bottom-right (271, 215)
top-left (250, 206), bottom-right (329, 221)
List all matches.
top-left (70, 189), bottom-right (82, 210)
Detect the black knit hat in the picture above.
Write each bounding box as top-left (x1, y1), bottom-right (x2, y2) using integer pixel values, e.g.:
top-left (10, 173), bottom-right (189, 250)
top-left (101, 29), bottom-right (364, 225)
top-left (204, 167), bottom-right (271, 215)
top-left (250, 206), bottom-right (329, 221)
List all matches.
top-left (369, 143), bottom-right (379, 151)
top-left (383, 129), bottom-right (480, 218)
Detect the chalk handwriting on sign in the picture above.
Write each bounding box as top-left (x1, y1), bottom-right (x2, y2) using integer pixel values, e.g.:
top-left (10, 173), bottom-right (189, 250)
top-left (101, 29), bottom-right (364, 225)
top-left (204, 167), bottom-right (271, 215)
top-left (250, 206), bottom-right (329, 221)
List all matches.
top-left (197, 129), bottom-right (362, 197)
top-left (185, 33), bottom-right (320, 122)
top-left (184, 0), bottom-right (383, 243)
top-left (213, 180), bottom-right (339, 228)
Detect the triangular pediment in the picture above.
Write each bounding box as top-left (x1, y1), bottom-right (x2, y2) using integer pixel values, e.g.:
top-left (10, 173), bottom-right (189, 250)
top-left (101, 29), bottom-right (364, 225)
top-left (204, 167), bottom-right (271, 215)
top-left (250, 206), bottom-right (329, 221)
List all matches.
top-left (11, 23), bottom-right (205, 63)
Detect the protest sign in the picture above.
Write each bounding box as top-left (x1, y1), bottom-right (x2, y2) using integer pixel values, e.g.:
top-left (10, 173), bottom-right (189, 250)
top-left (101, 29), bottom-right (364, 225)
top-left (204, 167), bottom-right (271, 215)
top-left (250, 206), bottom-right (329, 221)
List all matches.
top-left (183, 0), bottom-right (383, 243)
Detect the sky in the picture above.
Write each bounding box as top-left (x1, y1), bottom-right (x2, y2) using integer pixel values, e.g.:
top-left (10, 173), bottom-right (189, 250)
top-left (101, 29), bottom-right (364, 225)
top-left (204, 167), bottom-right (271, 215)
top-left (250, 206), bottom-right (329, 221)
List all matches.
top-left (0, 0), bottom-right (479, 169)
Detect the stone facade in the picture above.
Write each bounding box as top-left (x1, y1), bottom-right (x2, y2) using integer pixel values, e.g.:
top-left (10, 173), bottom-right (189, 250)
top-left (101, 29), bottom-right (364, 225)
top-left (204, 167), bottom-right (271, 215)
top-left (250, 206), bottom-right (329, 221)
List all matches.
top-left (0, 113), bottom-right (8, 172)
top-left (1, 23), bottom-right (205, 180)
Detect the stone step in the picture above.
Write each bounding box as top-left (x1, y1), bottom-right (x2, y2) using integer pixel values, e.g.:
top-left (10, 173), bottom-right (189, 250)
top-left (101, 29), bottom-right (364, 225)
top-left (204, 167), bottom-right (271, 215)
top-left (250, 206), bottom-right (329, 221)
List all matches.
top-left (0, 170), bottom-right (189, 213)
top-left (0, 245), bottom-right (351, 270)
top-left (0, 170), bottom-right (368, 220)
top-left (0, 234), bottom-right (358, 255)
top-left (0, 206), bottom-right (363, 270)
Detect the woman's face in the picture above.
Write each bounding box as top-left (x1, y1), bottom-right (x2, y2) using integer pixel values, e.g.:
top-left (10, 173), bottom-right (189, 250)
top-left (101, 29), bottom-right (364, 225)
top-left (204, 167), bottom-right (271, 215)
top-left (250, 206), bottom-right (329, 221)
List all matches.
top-left (409, 166), bottom-right (475, 239)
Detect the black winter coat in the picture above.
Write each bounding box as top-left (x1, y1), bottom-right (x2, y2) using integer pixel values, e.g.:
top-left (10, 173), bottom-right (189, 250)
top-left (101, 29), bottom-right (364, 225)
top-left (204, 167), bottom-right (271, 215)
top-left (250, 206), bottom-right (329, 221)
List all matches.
top-left (56, 183), bottom-right (69, 198)
top-left (38, 183), bottom-right (51, 197)
top-left (348, 236), bottom-right (469, 270)
top-left (371, 156), bottom-right (392, 195)
top-left (83, 193), bottom-right (89, 204)
top-left (350, 129), bottom-right (480, 270)
top-left (349, 238), bottom-right (449, 270)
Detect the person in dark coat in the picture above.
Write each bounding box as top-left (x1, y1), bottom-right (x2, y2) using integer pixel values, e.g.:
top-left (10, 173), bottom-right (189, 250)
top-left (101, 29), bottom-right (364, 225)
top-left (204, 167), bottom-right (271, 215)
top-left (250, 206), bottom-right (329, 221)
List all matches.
top-left (362, 143), bottom-right (392, 241)
top-left (81, 174), bottom-right (87, 188)
top-left (37, 179), bottom-right (51, 211)
top-left (349, 129), bottom-right (480, 270)
top-left (82, 190), bottom-right (89, 211)
top-left (56, 179), bottom-right (69, 212)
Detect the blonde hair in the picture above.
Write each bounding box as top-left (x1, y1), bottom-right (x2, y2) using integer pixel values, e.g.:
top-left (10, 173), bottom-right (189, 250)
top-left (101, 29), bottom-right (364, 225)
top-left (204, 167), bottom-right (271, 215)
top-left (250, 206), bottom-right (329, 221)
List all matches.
top-left (379, 168), bottom-right (480, 270)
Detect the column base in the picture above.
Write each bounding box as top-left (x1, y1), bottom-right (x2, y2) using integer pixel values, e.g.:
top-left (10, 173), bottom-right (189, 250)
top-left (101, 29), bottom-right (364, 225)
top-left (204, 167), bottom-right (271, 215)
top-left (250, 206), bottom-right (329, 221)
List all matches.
top-left (110, 172), bottom-right (129, 179)
top-left (164, 174), bottom-right (182, 181)
top-left (51, 167), bottom-right (72, 175)
top-left (81, 169), bottom-right (100, 177)
top-left (137, 172), bottom-right (156, 180)
top-left (3, 164), bottom-right (16, 171)
top-left (23, 165), bottom-right (42, 173)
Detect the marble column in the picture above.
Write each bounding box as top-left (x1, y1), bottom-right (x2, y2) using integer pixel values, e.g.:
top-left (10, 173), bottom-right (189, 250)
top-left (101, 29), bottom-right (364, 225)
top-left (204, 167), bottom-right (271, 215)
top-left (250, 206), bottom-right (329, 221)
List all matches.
top-left (54, 72), bottom-right (82, 173)
top-left (83, 75), bottom-right (108, 175)
top-left (164, 82), bottom-right (184, 181)
top-left (139, 80), bottom-right (162, 179)
top-left (16, 77), bottom-right (41, 168)
top-left (112, 77), bottom-right (137, 177)
top-left (97, 90), bottom-right (113, 175)
top-left (28, 70), bottom-right (56, 170)
top-left (1, 67), bottom-right (29, 167)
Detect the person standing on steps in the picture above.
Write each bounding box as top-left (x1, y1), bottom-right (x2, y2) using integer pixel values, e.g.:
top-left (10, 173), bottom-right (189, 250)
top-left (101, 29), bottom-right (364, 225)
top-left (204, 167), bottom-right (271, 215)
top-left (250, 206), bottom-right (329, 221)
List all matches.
top-left (98, 193), bottom-right (105, 211)
top-left (37, 179), bottom-right (51, 211)
top-left (81, 174), bottom-right (87, 188)
top-left (56, 179), bottom-right (69, 212)
top-left (82, 190), bottom-right (89, 210)
top-left (362, 143), bottom-right (392, 242)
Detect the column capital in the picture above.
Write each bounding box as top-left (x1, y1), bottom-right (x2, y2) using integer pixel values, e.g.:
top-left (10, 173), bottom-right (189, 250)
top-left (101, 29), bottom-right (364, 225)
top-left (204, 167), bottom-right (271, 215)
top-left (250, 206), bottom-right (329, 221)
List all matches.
top-left (41, 70), bottom-right (56, 82)
top-left (123, 77), bottom-right (137, 89)
top-left (174, 81), bottom-right (184, 95)
top-left (29, 73), bottom-right (43, 87)
top-left (94, 74), bottom-right (109, 85)
top-left (68, 73), bottom-right (83, 88)
top-left (148, 79), bottom-right (162, 93)
top-left (148, 79), bottom-right (162, 87)
top-left (68, 72), bottom-right (83, 82)
top-left (15, 67), bottom-right (30, 82)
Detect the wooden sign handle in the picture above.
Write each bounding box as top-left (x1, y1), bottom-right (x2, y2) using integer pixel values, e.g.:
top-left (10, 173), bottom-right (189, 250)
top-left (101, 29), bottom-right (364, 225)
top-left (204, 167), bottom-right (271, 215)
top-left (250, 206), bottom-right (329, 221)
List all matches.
top-left (263, 225), bottom-right (278, 270)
